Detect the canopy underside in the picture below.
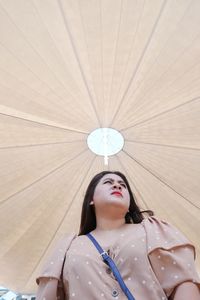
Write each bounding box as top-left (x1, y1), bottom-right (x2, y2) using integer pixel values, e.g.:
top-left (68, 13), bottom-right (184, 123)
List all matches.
top-left (0, 0), bottom-right (200, 293)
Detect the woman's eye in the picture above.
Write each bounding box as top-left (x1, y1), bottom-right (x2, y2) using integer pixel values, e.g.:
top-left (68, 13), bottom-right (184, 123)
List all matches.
top-left (121, 183), bottom-right (126, 188)
top-left (104, 180), bottom-right (112, 184)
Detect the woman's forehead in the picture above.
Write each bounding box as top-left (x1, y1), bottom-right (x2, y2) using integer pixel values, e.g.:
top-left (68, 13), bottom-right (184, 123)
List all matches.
top-left (100, 173), bottom-right (124, 181)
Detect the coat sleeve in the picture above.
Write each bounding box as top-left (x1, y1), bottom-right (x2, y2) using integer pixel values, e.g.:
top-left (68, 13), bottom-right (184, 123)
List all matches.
top-left (36, 233), bottom-right (76, 300)
top-left (143, 217), bottom-right (200, 297)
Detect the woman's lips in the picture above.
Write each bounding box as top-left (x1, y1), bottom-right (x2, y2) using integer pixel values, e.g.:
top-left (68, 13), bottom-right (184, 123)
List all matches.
top-left (111, 191), bottom-right (122, 197)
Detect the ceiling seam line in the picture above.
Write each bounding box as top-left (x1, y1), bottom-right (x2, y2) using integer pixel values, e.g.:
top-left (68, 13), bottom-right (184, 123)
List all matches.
top-left (0, 140), bottom-right (85, 150)
top-left (109, 0), bottom-right (168, 127)
top-left (119, 56), bottom-right (200, 127)
top-left (25, 154), bottom-right (97, 286)
top-left (125, 140), bottom-right (200, 151)
top-left (0, 41), bottom-right (80, 113)
top-left (57, 0), bottom-right (102, 127)
top-left (77, 1), bottom-right (101, 121)
top-left (0, 3), bottom-right (91, 118)
top-left (122, 149), bottom-right (200, 210)
top-left (137, 57), bottom-right (200, 111)
top-left (0, 67), bottom-right (94, 123)
top-left (120, 96), bottom-right (200, 132)
top-left (99, 0), bottom-right (105, 124)
top-left (107, 0), bottom-right (123, 121)
top-left (108, 0), bottom-right (145, 122)
top-left (119, 0), bottom-right (195, 108)
top-left (0, 112), bottom-right (89, 134)
top-left (30, 0), bottom-right (95, 114)
top-left (0, 69), bottom-right (79, 115)
top-left (0, 148), bottom-right (88, 207)
top-left (109, 0), bottom-right (145, 120)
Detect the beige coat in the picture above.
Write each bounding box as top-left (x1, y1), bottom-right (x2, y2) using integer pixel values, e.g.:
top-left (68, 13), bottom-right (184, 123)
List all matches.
top-left (36, 217), bottom-right (200, 300)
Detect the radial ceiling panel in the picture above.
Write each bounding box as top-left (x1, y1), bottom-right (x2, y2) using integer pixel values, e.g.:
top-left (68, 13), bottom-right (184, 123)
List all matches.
top-left (0, 0), bottom-right (200, 293)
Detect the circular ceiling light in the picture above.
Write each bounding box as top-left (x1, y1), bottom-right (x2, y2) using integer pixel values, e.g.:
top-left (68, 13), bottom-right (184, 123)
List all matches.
top-left (87, 128), bottom-right (124, 164)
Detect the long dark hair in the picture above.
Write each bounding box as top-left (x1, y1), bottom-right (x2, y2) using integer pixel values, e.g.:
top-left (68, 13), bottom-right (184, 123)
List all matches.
top-left (78, 171), bottom-right (153, 235)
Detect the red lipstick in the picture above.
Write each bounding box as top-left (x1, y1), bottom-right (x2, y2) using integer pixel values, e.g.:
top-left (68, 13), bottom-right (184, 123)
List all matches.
top-left (111, 191), bottom-right (122, 197)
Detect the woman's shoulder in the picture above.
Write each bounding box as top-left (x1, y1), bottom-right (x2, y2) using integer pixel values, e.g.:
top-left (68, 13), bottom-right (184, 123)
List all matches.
top-left (36, 233), bottom-right (77, 283)
top-left (142, 215), bottom-right (170, 228)
top-left (141, 216), bottom-right (193, 252)
top-left (50, 232), bottom-right (78, 254)
top-left (142, 215), bottom-right (187, 239)
top-left (60, 232), bottom-right (77, 245)
top-left (142, 215), bottom-right (182, 232)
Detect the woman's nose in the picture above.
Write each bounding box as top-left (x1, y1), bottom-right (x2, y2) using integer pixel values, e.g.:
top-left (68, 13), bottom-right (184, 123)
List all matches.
top-left (112, 184), bottom-right (122, 190)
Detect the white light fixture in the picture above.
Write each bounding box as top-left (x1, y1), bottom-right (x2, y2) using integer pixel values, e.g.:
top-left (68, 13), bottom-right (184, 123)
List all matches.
top-left (87, 128), bottom-right (124, 165)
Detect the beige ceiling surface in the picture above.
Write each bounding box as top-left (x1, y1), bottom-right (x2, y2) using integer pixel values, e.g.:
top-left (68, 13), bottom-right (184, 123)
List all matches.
top-left (0, 0), bottom-right (200, 294)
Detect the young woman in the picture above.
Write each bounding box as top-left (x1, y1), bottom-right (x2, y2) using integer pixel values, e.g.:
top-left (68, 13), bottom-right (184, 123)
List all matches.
top-left (36, 171), bottom-right (200, 300)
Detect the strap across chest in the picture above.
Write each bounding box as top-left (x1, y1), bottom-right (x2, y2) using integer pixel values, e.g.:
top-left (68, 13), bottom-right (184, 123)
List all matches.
top-left (87, 232), bottom-right (136, 300)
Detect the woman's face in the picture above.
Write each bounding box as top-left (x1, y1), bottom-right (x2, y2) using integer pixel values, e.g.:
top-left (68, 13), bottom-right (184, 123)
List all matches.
top-left (92, 173), bottom-right (130, 213)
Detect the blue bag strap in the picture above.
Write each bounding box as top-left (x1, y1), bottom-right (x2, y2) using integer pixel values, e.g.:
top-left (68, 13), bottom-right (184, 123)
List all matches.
top-left (87, 233), bottom-right (136, 300)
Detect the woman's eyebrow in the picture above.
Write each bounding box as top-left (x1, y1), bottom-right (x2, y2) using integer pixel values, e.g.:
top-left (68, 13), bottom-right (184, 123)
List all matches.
top-left (103, 178), bottom-right (114, 181)
top-left (103, 178), bottom-right (126, 185)
top-left (118, 180), bottom-right (126, 184)
top-left (103, 178), bottom-right (114, 182)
